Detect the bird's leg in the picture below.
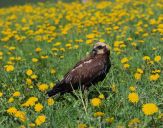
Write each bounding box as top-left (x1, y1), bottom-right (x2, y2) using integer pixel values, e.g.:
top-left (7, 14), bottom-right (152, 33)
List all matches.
top-left (82, 84), bottom-right (89, 98)
top-left (81, 84), bottom-right (86, 91)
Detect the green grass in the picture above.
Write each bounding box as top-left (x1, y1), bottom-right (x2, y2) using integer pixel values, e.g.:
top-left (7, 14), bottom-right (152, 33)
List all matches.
top-left (0, 0), bottom-right (163, 128)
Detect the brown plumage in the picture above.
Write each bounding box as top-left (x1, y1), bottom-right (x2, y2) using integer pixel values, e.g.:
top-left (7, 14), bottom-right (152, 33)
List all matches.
top-left (47, 42), bottom-right (111, 97)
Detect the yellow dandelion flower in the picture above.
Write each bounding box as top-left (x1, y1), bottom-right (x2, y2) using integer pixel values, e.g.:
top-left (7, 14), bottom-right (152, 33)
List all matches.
top-left (128, 92), bottom-right (139, 103)
top-left (15, 111), bottom-right (26, 122)
top-left (129, 86), bottom-right (136, 92)
top-left (86, 39), bottom-right (93, 44)
top-left (138, 40), bottom-right (144, 43)
top-left (123, 63), bottom-right (130, 69)
top-left (0, 92), bottom-right (3, 97)
top-left (0, 51), bottom-right (3, 56)
top-left (32, 58), bottom-right (38, 63)
top-left (13, 91), bottom-right (21, 97)
top-left (35, 47), bottom-right (42, 52)
top-left (34, 103), bottom-right (43, 112)
top-left (111, 84), bottom-right (117, 92)
top-left (121, 57), bottom-right (129, 63)
top-left (9, 57), bottom-right (15, 61)
top-left (105, 117), bottom-right (114, 123)
top-left (149, 74), bottom-right (160, 81)
top-left (41, 55), bottom-right (48, 59)
top-left (38, 83), bottom-right (48, 92)
top-left (60, 55), bottom-right (64, 59)
top-left (113, 26), bottom-right (119, 30)
top-left (22, 97), bottom-right (38, 107)
top-left (99, 39), bottom-right (105, 43)
top-left (35, 115), bottom-right (46, 126)
top-left (78, 123), bottom-right (87, 128)
top-left (131, 42), bottom-right (137, 47)
top-left (65, 43), bottom-right (72, 48)
top-left (74, 45), bottom-right (79, 49)
top-left (7, 61), bottom-right (13, 65)
top-left (53, 42), bottom-right (61, 47)
top-left (143, 56), bottom-right (150, 61)
top-left (116, 125), bottom-right (125, 128)
top-left (49, 82), bottom-right (55, 89)
top-left (154, 56), bottom-right (161, 62)
top-left (60, 48), bottom-right (65, 52)
top-left (8, 97), bottom-right (14, 103)
top-left (127, 37), bottom-right (132, 41)
top-left (152, 47), bottom-right (157, 50)
top-left (47, 98), bottom-right (55, 106)
top-left (114, 41), bottom-right (123, 47)
top-left (50, 68), bottom-right (56, 74)
top-left (26, 78), bottom-right (32, 85)
top-left (26, 69), bottom-right (33, 76)
top-left (98, 94), bottom-right (105, 99)
top-left (158, 113), bottom-right (163, 120)
top-left (4, 65), bottom-right (14, 72)
top-left (93, 112), bottom-right (104, 117)
top-left (9, 46), bottom-right (16, 51)
top-left (120, 44), bottom-right (126, 48)
top-left (7, 107), bottom-right (17, 115)
top-left (51, 47), bottom-right (59, 51)
top-left (113, 47), bottom-right (121, 52)
top-left (128, 118), bottom-right (140, 127)
top-left (142, 103), bottom-right (158, 116)
top-left (150, 19), bottom-right (156, 25)
top-left (148, 60), bottom-right (154, 65)
top-left (16, 57), bottom-right (21, 61)
top-left (86, 33), bottom-right (95, 39)
top-left (29, 123), bottom-right (35, 127)
top-left (137, 68), bottom-right (143, 74)
top-left (91, 98), bottom-right (101, 107)
top-left (31, 74), bottom-right (37, 79)
top-left (152, 69), bottom-right (161, 73)
top-left (134, 73), bottom-right (141, 80)
top-left (19, 125), bottom-right (26, 128)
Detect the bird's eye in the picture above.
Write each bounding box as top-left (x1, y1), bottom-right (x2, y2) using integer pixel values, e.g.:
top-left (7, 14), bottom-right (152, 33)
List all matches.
top-left (97, 46), bottom-right (103, 49)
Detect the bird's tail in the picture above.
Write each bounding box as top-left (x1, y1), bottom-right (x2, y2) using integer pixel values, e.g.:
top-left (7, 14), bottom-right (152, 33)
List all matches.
top-left (47, 82), bottom-right (64, 97)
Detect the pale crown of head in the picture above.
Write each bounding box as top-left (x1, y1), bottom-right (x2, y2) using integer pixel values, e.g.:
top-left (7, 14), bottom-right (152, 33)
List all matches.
top-left (94, 42), bottom-right (109, 50)
top-left (92, 42), bottom-right (109, 54)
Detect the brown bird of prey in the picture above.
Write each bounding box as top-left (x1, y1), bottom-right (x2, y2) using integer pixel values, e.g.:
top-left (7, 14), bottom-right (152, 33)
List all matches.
top-left (47, 42), bottom-right (111, 97)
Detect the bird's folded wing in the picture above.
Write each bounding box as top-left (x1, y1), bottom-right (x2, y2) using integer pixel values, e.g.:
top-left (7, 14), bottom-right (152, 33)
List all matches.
top-left (63, 59), bottom-right (105, 85)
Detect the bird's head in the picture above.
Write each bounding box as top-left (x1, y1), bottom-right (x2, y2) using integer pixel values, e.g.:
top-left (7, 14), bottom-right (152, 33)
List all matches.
top-left (92, 42), bottom-right (110, 55)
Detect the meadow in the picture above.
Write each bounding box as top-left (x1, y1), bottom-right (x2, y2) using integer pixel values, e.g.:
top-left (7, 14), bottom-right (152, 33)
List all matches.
top-left (0, 0), bottom-right (163, 128)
